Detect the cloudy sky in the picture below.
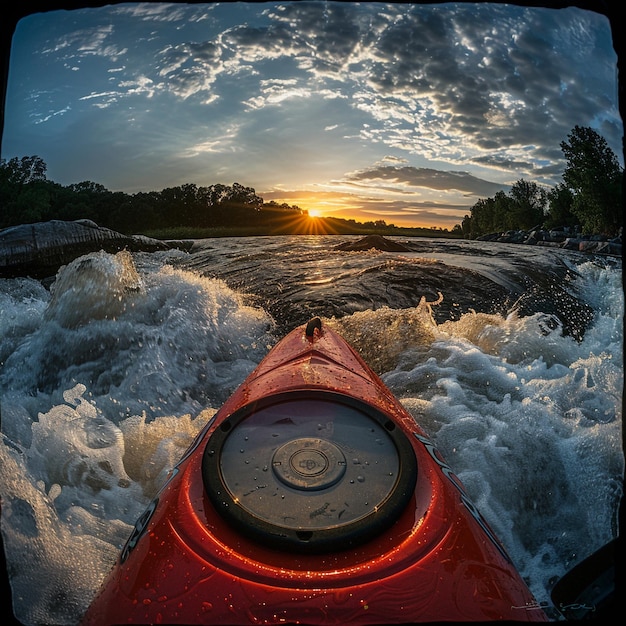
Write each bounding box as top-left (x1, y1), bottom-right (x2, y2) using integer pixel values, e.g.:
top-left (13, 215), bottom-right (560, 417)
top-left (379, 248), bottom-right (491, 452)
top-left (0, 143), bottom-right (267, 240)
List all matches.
top-left (1, 1), bottom-right (622, 228)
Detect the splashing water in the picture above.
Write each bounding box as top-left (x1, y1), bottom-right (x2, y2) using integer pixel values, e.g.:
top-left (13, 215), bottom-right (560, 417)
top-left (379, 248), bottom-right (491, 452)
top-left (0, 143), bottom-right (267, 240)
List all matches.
top-left (0, 241), bottom-right (622, 624)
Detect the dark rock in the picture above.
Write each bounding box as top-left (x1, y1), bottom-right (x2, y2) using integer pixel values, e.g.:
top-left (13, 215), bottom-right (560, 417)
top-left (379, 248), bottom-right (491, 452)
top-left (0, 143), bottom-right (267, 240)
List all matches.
top-left (0, 219), bottom-right (170, 279)
top-left (562, 237), bottom-right (583, 251)
top-left (471, 227), bottom-right (619, 257)
top-left (334, 234), bottom-right (412, 252)
top-left (535, 240), bottom-right (562, 248)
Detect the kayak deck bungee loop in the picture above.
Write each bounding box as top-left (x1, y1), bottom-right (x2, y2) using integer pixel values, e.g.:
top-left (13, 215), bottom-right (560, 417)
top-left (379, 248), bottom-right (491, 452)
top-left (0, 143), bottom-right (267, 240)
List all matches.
top-left (305, 315), bottom-right (323, 337)
top-left (82, 318), bottom-right (548, 624)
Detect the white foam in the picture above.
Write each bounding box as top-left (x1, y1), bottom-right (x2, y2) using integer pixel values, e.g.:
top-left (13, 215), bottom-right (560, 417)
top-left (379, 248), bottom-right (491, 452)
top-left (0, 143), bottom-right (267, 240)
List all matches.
top-left (0, 250), bottom-right (621, 624)
top-left (381, 259), bottom-right (623, 606)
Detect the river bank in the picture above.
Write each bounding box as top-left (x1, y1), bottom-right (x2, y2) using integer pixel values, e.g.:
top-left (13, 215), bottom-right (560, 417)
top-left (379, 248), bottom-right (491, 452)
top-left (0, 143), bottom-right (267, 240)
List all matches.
top-left (477, 226), bottom-right (622, 257)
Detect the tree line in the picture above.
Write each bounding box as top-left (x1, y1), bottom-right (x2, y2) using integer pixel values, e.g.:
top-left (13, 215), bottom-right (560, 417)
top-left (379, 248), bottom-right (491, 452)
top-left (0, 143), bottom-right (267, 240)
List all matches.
top-left (459, 126), bottom-right (623, 238)
top-left (0, 125), bottom-right (622, 237)
top-left (0, 161), bottom-right (445, 237)
top-left (0, 161), bottom-right (300, 233)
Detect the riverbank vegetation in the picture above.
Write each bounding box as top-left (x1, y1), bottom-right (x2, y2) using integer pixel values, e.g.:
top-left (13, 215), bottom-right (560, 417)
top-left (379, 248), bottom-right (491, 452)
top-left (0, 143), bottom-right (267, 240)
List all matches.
top-left (0, 158), bottom-right (455, 239)
top-left (459, 126), bottom-right (623, 239)
top-left (0, 126), bottom-right (622, 239)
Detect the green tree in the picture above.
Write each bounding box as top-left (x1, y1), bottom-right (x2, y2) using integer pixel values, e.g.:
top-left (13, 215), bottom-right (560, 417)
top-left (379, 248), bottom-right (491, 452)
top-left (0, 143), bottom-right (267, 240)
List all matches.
top-left (460, 214), bottom-right (472, 238)
top-left (227, 182), bottom-right (263, 210)
top-left (0, 155), bottom-right (47, 185)
top-left (5, 182), bottom-right (53, 224)
top-left (560, 126), bottom-right (623, 234)
top-left (156, 184), bottom-right (200, 227)
top-left (0, 156), bottom-right (51, 226)
top-left (117, 191), bottom-right (163, 233)
top-left (492, 190), bottom-right (514, 231)
top-left (509, 179), bottom-right (547, 230)
top-left (545, 183), bottom-right (578, 231)
top-left (468, 196), bottom-right (496, 236)
top-left (67, 181), bottom-right (108, 195)
top-left (52, 181), bottom-right (110, 223)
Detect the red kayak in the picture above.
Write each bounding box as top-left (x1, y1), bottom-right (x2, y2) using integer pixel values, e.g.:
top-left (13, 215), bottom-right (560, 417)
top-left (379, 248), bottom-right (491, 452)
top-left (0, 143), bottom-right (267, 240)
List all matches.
top-left (82, 318), bottom-right (548, 624)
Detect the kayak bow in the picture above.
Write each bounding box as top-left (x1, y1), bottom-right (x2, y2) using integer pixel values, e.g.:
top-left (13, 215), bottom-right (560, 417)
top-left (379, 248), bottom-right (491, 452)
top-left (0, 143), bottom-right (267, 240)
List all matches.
top-left (82, 317), bottom-right (548, 624)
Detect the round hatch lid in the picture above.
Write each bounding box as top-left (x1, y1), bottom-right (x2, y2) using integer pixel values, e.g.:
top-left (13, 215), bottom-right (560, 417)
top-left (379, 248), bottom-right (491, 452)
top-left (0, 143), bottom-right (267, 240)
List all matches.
top-left (202, 391), bottom-right (417, 552)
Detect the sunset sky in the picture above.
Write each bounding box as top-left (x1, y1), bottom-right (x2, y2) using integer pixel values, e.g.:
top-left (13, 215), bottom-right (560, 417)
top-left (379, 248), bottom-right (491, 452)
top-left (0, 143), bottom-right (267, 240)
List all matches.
top-left (1, 1), bottom-right (622, 229)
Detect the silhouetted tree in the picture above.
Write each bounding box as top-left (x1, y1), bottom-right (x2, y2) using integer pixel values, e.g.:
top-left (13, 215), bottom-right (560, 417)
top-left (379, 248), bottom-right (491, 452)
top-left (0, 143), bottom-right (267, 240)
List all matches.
top-left (509, 179), bottom-right (547, 230)
top-left (545, 183), bottom-right (578, 231)
top-left (0, 155), bottom-right (47, 184)
top-left (560, 126), bottom-right (623, 234)
top-left (492, 190), bottom-right (514, 231)
top-left (0, 156), bottom-right (52, 226)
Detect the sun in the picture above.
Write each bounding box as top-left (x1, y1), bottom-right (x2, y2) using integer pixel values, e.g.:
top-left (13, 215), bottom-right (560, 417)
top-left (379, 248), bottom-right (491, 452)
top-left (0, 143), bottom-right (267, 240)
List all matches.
top-left (307, 208), bottom-right (321, 218)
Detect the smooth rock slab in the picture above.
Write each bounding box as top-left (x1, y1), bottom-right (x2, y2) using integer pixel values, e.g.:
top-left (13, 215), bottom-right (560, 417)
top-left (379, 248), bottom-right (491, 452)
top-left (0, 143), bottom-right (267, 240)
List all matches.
top-left (0, 219), bottom-right (169, 279)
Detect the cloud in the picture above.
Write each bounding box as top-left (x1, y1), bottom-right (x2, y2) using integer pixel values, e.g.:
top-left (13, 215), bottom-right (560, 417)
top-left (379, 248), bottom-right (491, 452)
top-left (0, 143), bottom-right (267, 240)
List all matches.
top-left (5, 0), bottom-right (620, 225)
top-left (156, 41), bottom-right (224, 98)
top-left (113, 2), bottom-right (199, 23)
top-left (66, 2), bottom-right (618, 177)
top-left (178, 122), bottom-right (244, 158)
top-left (344, 165), bottom-right (506, 197)
top-left (222, 21), bottom-right (302, 59)
top-left (380, 155), bottom-right (409, 165)
top-left (265, 1), bottom-right (364, 75)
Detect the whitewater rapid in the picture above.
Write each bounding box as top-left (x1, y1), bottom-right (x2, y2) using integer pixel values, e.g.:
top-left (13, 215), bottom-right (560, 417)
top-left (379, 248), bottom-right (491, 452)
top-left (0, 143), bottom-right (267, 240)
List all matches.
top-left (0, 237), bottom-right (622, 624)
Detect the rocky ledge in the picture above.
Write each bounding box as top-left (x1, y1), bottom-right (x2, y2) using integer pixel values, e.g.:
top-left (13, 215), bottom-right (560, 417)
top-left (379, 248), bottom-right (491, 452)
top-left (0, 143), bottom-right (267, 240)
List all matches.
top-left (477, 227), bottom-right (622, 256)
top-left (0, 219), bottom-right (170, 279)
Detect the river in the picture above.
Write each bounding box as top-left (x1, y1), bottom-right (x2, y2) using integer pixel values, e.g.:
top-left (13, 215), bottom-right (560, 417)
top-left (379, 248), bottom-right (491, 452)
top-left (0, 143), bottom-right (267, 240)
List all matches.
top-left (0, 235), bottom-right (622, 624)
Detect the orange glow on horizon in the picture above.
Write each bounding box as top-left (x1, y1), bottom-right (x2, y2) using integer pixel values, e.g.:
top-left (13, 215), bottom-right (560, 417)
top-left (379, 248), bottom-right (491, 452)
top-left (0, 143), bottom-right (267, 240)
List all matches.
top-left (264, 190), bottom-right (461, 231)
top-left (261, 210), bottom-right (342, 235)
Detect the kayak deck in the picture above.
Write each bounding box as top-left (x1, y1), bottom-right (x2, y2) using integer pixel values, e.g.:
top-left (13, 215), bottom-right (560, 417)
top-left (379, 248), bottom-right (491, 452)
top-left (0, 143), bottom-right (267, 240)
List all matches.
top-left (82, 318), bottom-right (548, 624)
